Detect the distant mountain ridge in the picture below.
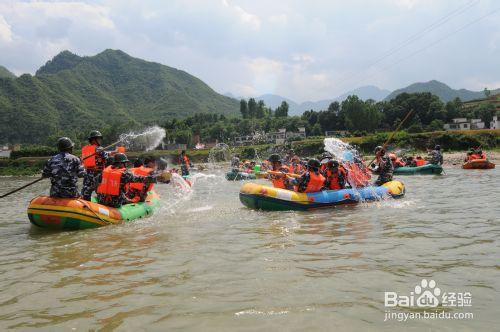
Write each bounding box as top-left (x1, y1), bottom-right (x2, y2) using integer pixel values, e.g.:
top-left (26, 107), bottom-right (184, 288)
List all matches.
top-left (384, 80), bottom-right (500, 102)
top-left (0, 65), bottom-right (15, 78)
top-left (256, 85), bottom-right (390, 115)
top-left (0, 49), bottom-right (239, 144)
top-left (253, 81), bottom-right (499, 115)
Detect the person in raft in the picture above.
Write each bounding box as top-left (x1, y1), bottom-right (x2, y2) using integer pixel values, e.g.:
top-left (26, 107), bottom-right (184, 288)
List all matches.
top-left (81, 130), bottom-right (112, 201)
top-left (427, 145), bottom-right (443, 165)
top-left (42, 137), bottom-right (85, 198)
top-left (289, 155), bottom-right (304, 175)
top-left (372, 146), bottom-right (394, 186)
top-left (288, 159), bottom-right (325, 193)
top-left (322, 160), bottom-right (347, 190)
top-left (126, 156), bottom-right (158, 203)
top-left (96, 153), bottom-right (156, 208)
top-left (178, 150), bottom-right (193, 176)
top-left (268, 154), bottom-right (290, 189)
top-left (230, 154), bottom-right (241, 170)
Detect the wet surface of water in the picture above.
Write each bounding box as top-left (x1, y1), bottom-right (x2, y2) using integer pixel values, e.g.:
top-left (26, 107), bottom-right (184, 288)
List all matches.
top-left (0, 168), bottom-right (498, 330)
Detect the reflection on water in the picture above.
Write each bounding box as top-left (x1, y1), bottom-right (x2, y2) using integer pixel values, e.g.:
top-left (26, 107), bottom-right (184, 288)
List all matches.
top-left (0, 169), bottom-right (499, 330)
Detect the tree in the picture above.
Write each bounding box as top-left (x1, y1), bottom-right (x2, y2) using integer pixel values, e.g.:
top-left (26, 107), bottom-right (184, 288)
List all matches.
top-left (484, 87), bottom-right (491, 98)
top-left (240, 99), bottom-right (248, 119)
top-left (257, 100), bottom-right (266, 118)
top-left (248, 98), bottom-right (257, 118)
top-left (275, 101), bottom-right (289, 117)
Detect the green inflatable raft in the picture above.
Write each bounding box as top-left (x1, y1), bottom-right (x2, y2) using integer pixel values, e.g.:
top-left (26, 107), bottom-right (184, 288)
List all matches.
top-left (226, 170), bottom-right (257, 181)
top-left (393, 164), bottom-right (443, 175)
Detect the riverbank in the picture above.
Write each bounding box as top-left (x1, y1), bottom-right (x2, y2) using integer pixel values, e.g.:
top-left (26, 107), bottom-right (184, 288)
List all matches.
top-left (2, 129), bottom-right (498, 175)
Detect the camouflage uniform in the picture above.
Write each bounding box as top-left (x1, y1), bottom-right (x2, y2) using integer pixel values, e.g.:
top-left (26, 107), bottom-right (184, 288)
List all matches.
top-left (374, 155), bottom-right (394, 186)
top-left (42, 152), bottom-right (85, 198)
top-left (428, 150), bottom-right (443, 165)
top-left (97, 170), bottom-right (156, 208)
top-left (81, 147), bottom-right (109, 201)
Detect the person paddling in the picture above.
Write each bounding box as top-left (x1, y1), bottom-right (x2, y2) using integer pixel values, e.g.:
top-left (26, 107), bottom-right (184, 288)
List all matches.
top-left (372, 146), bottom-right (393, 186)
top-left (42, 137), bottom-right (85, 198)
top-left (178, 150), bottom-right (193, 176)
top-left (268, 154), bottom-right (289, 189)
top-left (427, 145), bottom-right (443, 165)
top-left (81, 130), bottom-right (111, 201)
top-left (97, 153), bottom-right (156, 208)
top-left (322, 160), bottom-right (347, 190)
top-left (126, 156), bottom-right (158, 203)
top-left (288, 159), bottom-right (325, 193)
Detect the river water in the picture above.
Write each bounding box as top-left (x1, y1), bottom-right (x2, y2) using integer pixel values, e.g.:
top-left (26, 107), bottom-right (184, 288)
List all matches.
top-left (0, 168), bottom-right (498, 331)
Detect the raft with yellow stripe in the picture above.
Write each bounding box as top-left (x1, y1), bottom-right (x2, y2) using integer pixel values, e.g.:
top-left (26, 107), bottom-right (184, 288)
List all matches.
top-left (239, 181), bottom-right (405, 211)
top-left (27, 191), bottom-right (160, 230)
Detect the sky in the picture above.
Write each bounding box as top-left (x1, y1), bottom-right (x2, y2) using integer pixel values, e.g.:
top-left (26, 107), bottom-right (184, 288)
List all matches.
top-left (0, 0), bottom-right (499, 102)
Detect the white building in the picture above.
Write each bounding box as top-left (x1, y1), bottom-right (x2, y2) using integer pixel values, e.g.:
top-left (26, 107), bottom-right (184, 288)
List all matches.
top-left (444, 118), bottom-right (485, 131)
top-left (490, 115), bottom-right (499, 129)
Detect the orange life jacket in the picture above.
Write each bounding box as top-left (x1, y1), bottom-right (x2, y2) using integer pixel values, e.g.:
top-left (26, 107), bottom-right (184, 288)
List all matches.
top-left (82, 144), bottom-right (97, 169)
top-left (289, 163), bottom-right (303, 175)
top-left (97, 166), bottom-right (125, 196)
top-left (116, 146), bottom-right (126, 153)
top-left (415, 158), bottom-right (426, 166)
top-left (271, 166), bottom-right (289, 189)
top-left (325, 168), bottom-right (346, 190)
top-left (181, 155), bottom-right (190, 166)
top-left (468, 153), bottom-right (481, 161)
top-left (304, 171), bottom-right (325, 193)
top-left (128, 166), bottom-right (154, 192)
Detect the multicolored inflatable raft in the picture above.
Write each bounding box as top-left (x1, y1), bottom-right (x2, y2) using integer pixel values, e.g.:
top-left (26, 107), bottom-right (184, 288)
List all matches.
top-left (393, 164), bottom-right (443, 175)
top-left (239, 181), bottom-right (405, 211)
top-left (27, 191), bottom-right (160, 230)
top-left (462, 159), bottom-right (495, 169)
top-left (226, 170), bottom-right (257, 181)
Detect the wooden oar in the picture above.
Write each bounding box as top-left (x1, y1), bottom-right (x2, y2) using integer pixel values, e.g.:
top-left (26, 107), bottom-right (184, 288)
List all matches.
top-left (366, 109), bottom-right (414, 167)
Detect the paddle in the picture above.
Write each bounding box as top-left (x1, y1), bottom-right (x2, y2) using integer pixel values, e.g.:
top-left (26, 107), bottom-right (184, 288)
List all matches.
top-left (0, 140), bottom-right (124, 200)
top-left (267, 170), bottom-right (301, 178)
top-left (366, 109), bottom-right (414, 168)
top-left (0, 177), bottom-right (46, 199)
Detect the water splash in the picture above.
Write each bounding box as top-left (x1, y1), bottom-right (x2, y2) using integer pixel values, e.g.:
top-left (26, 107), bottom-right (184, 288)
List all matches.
top-left (323, 137), bottom-right (379, 202)
top-left (118, 126), bottom-right (166, 151)
top-left (207, 143), bottom-right (232, 170)
top-left (323, 137), bottom-right (359, 162)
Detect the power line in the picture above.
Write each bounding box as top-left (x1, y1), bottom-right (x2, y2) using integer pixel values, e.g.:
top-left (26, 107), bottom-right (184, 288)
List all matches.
top-left (329, 0), bottom-right (479, 93)
top-left (344, 7), bottom-right (500, 91)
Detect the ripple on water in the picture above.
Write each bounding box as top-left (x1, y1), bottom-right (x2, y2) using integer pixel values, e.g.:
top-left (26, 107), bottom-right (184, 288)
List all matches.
top-left (0, 168), bottom-right (499, 330)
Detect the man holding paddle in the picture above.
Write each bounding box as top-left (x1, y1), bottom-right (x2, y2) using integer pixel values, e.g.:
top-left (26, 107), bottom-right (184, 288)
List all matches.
top-left (42, 137), bottom-right (85, 198)
top-left (81, 130), bottom-right (111, 201)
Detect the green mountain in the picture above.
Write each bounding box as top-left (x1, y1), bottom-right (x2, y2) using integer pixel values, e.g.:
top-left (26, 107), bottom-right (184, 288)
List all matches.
top-left (0, 49), bottom-right (239, 144)
top-left (0, 65), bottom-right (15, 79)
top-left (385, 80), bottom-right (500, 102)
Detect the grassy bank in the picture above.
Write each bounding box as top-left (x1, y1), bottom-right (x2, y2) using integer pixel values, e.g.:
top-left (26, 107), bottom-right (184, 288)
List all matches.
top-left (2, 129), bottom-right (498, 175)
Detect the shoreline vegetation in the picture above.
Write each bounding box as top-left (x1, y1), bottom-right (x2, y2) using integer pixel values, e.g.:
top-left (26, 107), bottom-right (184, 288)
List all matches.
top-left (1, 129), bottom-right (498, 176)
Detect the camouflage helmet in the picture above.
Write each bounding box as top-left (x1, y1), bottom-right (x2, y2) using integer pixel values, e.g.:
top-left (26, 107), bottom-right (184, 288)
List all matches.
top-left (268, 154), bottom-right (282, 163)
top-left (307, 158), bottom-right (321, 169)
top-left (88, 130), bottom-right (103, 140)
top-left (374, 145), bottom-right (385, 155)
top-left (113, 153), bottom-right (129, 164)
top-left (57, 137), bottom-right (74, 151)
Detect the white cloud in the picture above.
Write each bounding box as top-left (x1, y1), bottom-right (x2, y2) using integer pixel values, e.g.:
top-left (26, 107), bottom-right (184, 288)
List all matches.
top-left (0, 15), bottom-right (12, 43)
top-left (0, 0), bottom-right (498, 101)
top-left (268, 14), bottom-right (287, 26)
